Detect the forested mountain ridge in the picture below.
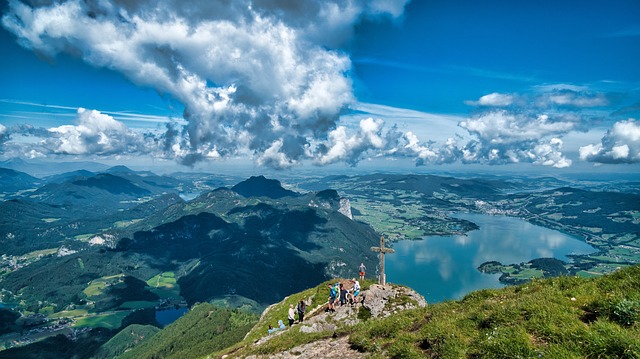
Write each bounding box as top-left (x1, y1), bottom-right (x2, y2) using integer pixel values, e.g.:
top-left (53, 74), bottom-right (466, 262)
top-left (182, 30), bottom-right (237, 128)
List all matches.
top-left (1, 168), bottom-right (639, 357)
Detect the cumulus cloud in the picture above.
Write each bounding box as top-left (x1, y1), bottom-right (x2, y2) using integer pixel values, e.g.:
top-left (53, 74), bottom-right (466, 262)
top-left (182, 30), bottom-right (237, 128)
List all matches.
top-left (403, 133), bottom-right (459, 165)
top-left (2, 0), bottom-right (409, 168)
top-left (465, 92), bottom-right (514, 107)
top-left (400, 110), bottom-right (578, 168)
top-left (46, 108), bottom-right (150, 155)
top-left (579, 119), bottom-right (640, 163)
top-left (317, 118), bottom-right (387, 166)
top-left (458, 111), bottom-right (577, 168)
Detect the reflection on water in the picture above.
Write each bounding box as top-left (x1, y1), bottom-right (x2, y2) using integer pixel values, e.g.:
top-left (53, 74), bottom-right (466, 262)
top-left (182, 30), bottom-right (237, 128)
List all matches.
top-left (155, 307), bottom-right (188, 327)
top-left (386, 213), bottom-right (595, 304)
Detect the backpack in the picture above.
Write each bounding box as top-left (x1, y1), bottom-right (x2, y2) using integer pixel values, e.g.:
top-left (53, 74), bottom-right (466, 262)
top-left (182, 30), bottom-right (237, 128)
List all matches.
top-left (330, 284), bottom-right (338, 298)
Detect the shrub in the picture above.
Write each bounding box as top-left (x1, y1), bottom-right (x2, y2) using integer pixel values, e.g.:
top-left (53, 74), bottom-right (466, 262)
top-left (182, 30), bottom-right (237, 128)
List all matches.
top-left (613, 299), bottom-right (639, 327)
top-left (357, 306), bottom-right (372, 322)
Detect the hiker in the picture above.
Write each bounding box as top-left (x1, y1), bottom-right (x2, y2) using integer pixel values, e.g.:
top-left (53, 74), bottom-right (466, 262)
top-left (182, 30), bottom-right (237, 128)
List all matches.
top-left (352, 279), bottom-right (361, 305)
top-left (339, 283), bottom-right (348, 306)
top-left (268, 319), bottom-right (286, 334)
top-left (326, 283), bottom-right (338, 312)
top-left (297, 300), bottom-right (306, 322)
top-left (359, 262), bottom-right (366, 280)
top-left (288, 304), bottom-right (295, 326)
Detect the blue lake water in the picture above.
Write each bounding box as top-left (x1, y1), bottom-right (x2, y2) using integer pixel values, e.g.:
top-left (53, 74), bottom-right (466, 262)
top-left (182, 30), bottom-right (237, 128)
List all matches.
top-left (155, 307), bottom-right (188, 327)
top-left (385, 213), bottom-right (596, 304)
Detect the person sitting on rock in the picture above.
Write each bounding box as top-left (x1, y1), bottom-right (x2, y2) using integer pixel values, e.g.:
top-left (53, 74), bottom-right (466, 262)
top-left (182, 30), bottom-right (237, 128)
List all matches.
top-left (268, 320), bottom-right (286, 334)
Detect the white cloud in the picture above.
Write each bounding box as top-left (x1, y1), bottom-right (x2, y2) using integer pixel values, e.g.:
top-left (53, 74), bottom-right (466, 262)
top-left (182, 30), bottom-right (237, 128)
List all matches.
top-left (255, 139), bottom-right (299, 169)
top-left (467, 87), bottom-right (609, 109)
top-left (411, 111), bottom-right (577, 167)
top-left (532, 138), bottom-right (572, 168)
top-left (46, 108), bottom-right (149, 155)
top-left (459, 112), bottom-right (577, 144)
top-left (466, 92), bottom-right (514, 107)
top-left (579, 119), bottom-right (640, 163)
top-left (544, 92), bottom-right (608, 107)
top-left (316, 117), bottom-right (389, 165)
top-left (2, 0), bottom-right (410, 168)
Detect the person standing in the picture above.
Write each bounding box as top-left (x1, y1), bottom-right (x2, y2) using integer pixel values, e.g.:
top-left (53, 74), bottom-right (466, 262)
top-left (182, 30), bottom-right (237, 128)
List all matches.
top-left (297, 300), bottom-right (306, 322)
top-left (359, 262), bottom-right (366, 280)
top-left (339, 283), bottom-right (348, 306)
top-left (352, 279), bottom-right (361, 305)
top-left (288, 304), bottom-right (296, 326)
top-left (326, 283), bottom-right (338, 312)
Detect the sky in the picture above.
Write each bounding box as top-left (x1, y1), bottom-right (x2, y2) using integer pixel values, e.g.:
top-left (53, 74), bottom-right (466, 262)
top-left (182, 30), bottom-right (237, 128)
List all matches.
top-left (1, 0), bottom-right (639, 174)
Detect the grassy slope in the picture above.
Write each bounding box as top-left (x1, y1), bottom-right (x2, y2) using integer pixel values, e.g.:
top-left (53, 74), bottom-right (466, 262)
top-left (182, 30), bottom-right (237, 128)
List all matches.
top-left (349, 265), bottom-right (640, 358)
top-left (92, 324), bottom-right (160, 359)
top-left (216, 278), bottom-right (376, 357)
top-left (216, 266), bottom-right (639, 358)
top-left (117, 303), bottom-right (258, 359)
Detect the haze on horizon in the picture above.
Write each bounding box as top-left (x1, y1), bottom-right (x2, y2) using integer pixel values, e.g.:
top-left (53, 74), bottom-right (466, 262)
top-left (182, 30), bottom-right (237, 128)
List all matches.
top-left (1, 0), bottom-right (639, 175)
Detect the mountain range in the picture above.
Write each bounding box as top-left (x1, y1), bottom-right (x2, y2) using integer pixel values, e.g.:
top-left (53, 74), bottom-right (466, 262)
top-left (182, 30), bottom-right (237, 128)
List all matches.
top-left (1, 163), bottom-right (639, 357)
top-left (1, 172), bottom-right (379, 315)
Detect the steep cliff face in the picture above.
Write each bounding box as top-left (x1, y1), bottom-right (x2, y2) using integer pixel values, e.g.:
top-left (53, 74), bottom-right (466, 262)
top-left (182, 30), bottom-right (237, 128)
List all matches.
top-left (339, 197), bottom-right (353, 220)
top-left (307, 189), bottom-right (353, 220)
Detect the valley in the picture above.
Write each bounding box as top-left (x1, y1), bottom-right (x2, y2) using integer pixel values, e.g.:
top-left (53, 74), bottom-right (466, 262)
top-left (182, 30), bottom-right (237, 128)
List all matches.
top-left (0, 164), bottom-right (638, 355)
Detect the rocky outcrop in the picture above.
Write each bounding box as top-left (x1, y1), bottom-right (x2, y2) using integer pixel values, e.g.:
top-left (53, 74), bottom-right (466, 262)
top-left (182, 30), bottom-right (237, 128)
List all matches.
top-left (229, 282), bottom-right (427, 358)
top-left (338, 198), bottom-right (353, 220)
top-left (246, 336), bottom-right (367, 359)
top-left (362, 284), bottom-right (427, 318)
top-left (296, 283), bottom-right (426, 334)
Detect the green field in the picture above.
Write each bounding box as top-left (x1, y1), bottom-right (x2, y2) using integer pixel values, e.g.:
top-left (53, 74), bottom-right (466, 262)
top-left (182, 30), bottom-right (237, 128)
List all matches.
top-left (73, 311), bottom-right (131, 329)
top-left (73, 234), bottom-right (94, 241)
top-left (113, 219), bottom-right (143, 228)
top-left (146, 272), bottom-right (180, 298)
top-left (83, 274), bottom-right (125, 298)
top-left (49, 309), bottom-right (90, 318)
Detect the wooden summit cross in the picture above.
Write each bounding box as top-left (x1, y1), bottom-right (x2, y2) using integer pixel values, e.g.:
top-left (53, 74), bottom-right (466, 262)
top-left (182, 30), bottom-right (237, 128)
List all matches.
top-left (371, 235), bottom-right (394, 285)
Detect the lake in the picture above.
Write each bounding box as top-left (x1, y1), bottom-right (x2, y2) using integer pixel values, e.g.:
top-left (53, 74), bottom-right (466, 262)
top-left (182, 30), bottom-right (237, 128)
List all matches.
top-left (385, 213), bottom-right (596, 304)
top-left (155, 307), bottom-right (188, 327)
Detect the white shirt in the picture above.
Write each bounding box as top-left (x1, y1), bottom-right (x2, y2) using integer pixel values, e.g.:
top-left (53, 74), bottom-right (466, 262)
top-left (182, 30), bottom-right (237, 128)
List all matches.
top-left (288, 307), bottom-right (295, 320)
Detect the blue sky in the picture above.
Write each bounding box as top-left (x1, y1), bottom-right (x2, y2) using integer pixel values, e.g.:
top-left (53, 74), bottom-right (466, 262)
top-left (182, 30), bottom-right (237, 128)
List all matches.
top-left (1, 0), bottom-right (639, 173)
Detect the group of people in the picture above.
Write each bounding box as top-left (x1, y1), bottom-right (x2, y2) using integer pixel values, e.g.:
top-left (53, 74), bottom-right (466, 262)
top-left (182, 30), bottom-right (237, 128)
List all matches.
top-left (268, 299), bottom-right (306, 334)
top-left (268, 262), bottom-right (367, 334)
top-left (288, 300), bottom-right (306, 326)
top-left (326, 278), bottom-right (361, 312)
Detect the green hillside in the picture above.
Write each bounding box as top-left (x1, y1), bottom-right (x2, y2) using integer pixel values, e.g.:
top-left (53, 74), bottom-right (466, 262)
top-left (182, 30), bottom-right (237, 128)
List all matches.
top-left (116, 304), bottom-right (258, 359)
top-left (216, 265), bottom-right (639, 358)
top-left (92, 324), bottom-right (160, 359)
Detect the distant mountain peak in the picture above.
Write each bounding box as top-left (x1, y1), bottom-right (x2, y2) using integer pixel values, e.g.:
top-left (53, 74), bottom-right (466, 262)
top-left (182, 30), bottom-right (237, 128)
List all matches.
top-left (105, 165), bottom-right (135, 173)
top-left (72, 173), bottom-right (151, 196)
top-left (231, 176), bottom-right (298, 199)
